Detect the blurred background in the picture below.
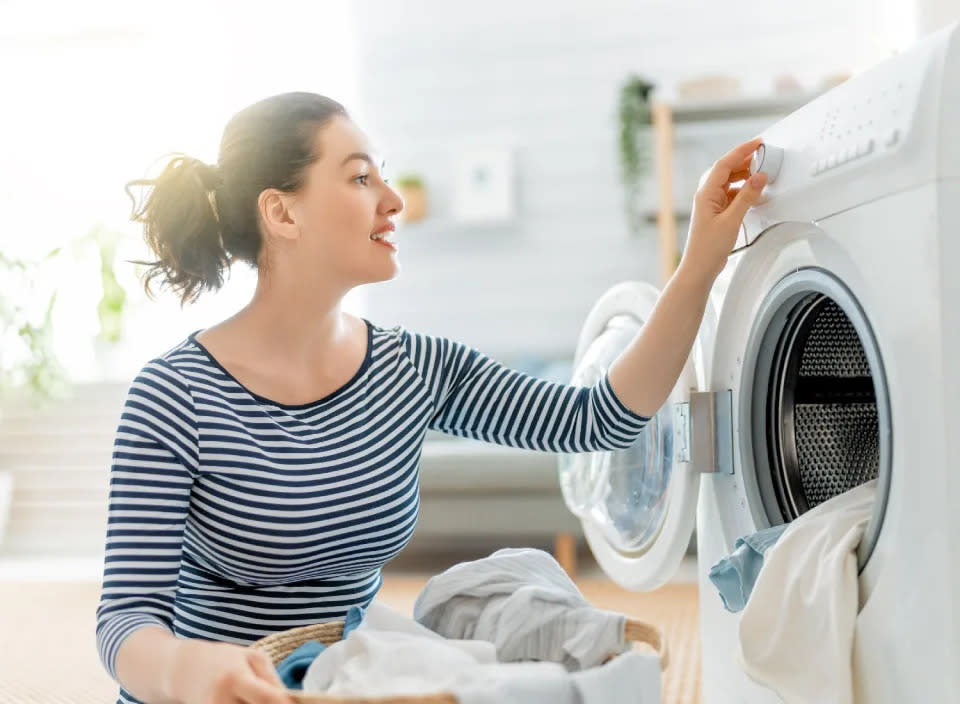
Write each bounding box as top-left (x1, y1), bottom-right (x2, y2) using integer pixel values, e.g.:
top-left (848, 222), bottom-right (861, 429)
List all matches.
top-left (0, 0), bottom-right (953, 599)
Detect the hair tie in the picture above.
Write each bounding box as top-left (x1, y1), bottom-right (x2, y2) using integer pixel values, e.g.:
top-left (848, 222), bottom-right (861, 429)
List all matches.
top-left (184, 157), bottom-right (227, 253)
top-left (189, 158), bottom-right (223, 192)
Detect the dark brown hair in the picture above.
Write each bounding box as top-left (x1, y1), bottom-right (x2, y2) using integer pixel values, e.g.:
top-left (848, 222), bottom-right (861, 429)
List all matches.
top-left (126, 92), bottom-right (348, 305)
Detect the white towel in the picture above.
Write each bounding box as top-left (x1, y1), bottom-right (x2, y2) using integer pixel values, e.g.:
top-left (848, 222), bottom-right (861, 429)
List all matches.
top-left (738, 479), bottom-right (877, 704)
top-left (413, 547), bottom-right (629, 670)
top-left (301, 602), bottom-right (661, 703)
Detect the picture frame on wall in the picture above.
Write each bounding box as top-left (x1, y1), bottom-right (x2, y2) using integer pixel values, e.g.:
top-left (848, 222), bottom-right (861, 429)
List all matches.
top-left (452, 147), bottom-right (515, 224)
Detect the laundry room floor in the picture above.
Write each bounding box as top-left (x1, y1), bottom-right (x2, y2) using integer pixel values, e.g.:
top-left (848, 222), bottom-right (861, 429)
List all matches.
top-left (0, 549), bottom-right (702, 704)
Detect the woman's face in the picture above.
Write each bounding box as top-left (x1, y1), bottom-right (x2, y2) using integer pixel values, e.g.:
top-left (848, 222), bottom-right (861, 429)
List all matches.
top-left (284, 116), bottom-right (404, 289)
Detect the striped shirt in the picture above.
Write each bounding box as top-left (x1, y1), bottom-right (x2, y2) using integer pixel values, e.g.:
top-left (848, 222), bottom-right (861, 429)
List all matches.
top-left (95, 319), bottom-right (648, 703)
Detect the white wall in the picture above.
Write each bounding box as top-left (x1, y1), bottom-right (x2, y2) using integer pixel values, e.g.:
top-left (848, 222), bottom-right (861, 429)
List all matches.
top-left (351, 0), bottom-right (881, 363)
top-left (915, 0), bottom-right (960, 36)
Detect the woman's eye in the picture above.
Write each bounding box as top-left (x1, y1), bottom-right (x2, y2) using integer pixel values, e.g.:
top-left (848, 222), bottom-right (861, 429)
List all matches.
top-left (354, 174), bottom-right (369, 185)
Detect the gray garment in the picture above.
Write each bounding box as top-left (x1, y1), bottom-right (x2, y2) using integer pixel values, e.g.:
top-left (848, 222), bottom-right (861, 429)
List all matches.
top-left (413, 548), bottom-right (630, 671)
top-left (707, 523), bottom-right (788, 612)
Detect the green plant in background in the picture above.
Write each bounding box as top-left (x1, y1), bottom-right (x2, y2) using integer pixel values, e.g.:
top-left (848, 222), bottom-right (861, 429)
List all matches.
top-left (618, 74), bottom-right (656, 237)
top-left (89, 225), bottom-right (128, 344)
top-left (0, 249), bottom-right (66, 399)
top-left (67, 224), bottom-right (130, 345)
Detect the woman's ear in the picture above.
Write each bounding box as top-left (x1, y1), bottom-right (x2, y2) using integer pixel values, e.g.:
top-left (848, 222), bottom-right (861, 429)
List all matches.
top-left (258, 188), bottom-right (300, 243)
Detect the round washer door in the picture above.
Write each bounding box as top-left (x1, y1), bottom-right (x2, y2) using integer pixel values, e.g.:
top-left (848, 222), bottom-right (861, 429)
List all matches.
top-left (559, 280), bottom-right (711, 590)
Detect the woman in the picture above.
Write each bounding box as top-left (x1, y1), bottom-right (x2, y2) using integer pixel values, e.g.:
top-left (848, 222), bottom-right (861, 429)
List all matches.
top-left (95, 91), bottom-right (766, 704)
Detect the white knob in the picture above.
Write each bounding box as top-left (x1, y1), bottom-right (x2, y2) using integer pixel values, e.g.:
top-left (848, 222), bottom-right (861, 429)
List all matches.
top-left (749, 144), bottom-right (784, 183)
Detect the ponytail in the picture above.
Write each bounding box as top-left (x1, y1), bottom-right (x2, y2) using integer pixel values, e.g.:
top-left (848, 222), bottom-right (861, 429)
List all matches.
top-left (126, 155), bottom-right (229, 305)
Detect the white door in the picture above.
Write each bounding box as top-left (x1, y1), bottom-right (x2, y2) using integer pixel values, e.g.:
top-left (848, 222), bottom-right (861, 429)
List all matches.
top-left (559, 280), bottom-right (718, 590)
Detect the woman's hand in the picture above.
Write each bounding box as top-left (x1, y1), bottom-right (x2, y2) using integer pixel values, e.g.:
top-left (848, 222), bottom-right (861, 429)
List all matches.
top-left (165, 637), bottom-right (295, 704)
top-left (680, 137), bottom-right (768, 283)
top-left (606, 138), bottom-right (770, 417)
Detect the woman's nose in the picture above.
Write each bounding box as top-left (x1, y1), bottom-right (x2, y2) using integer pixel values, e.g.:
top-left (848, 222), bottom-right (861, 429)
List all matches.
top-left (382, 183), bottom-right (404, 216)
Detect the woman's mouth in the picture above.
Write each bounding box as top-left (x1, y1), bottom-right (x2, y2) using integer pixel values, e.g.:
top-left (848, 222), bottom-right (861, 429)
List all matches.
top-left (370, 223), bottom-right (397, 251)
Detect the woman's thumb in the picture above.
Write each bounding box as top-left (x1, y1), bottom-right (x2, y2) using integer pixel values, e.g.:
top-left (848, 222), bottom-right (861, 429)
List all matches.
top-left (247, 649), bottom-right (286, 687)
top-left (726, 172), bottom-right (767, 221)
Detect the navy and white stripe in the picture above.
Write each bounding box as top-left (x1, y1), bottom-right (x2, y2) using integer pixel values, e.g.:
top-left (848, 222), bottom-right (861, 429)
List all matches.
top-left (96, 320), bottom-right (648, 703)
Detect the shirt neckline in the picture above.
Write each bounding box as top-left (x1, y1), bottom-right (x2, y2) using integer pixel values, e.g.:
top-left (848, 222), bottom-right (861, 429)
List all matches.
top-left (187, 318), bottom-right (374, 410)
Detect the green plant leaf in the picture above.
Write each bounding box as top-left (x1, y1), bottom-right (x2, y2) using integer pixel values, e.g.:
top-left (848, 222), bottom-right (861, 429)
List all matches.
top-left (618, 74), bottom-right (656, 237)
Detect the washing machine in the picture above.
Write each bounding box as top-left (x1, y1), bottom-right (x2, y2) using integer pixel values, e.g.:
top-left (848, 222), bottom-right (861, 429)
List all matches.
top-left (559, 20), bottom-right (960, 704)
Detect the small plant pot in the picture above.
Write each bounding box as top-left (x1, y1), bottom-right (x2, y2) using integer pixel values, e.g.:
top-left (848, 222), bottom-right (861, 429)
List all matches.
top-left (397, 184), bottom-right (428, 224)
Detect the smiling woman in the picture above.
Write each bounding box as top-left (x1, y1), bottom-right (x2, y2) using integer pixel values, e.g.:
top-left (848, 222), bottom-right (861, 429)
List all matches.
top-left (95, 93), bottom-right (668, 704)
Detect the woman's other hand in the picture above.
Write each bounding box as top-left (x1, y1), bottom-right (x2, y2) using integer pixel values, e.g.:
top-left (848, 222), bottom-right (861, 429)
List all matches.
top-left (166, 638), bottom-right (295, 704)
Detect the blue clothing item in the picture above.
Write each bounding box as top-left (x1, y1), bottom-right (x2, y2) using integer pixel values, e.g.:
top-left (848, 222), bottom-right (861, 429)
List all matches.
top-left (276, 605), bottom-right (368, 689)
top-left (277, 640), bottom-right (327, 690)
top-left (343, 605), bottom-right (366, 635)
top-left (708, 524), bottom-right (789, 613)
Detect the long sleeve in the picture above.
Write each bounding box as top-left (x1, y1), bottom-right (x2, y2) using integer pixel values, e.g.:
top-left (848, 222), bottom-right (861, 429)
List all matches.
top-left (95, 359), bottom-right (199, 681)
top-left (402, 330), bottom-right (649, 452)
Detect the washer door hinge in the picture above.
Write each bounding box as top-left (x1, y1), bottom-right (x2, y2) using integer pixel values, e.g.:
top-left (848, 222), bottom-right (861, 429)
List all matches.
top-left (673, 390), bottom-right (734, 474)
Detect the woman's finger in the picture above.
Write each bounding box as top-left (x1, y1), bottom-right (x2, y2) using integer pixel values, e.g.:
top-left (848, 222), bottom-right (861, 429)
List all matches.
top-left (702, 138), bottom-right (763, 192)
top-left (723, 172), bottom-right (768, 223)
top-left (724, 184), bottom-right (741, 205)
top-left (728, 166), bottom-right (751, 183)
top-left (233, 672), bottom-right (293, 704)
top-left (247, 651), bottom-right (286, 687)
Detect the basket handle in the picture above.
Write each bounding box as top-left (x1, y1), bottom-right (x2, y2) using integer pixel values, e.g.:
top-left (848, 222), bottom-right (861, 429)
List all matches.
top-left (290, 693), bottom-right (456, 704)
top-left (624, 618), bottom-right (670, 671)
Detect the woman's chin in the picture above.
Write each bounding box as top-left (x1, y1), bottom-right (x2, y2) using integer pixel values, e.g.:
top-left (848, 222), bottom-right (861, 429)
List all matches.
top-left (364, 262), bottom-right (400, 285)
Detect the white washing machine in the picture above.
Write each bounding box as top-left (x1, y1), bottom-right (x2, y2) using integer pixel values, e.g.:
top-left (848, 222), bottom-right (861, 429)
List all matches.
top-left (560, 21), bottom-right (960, 704)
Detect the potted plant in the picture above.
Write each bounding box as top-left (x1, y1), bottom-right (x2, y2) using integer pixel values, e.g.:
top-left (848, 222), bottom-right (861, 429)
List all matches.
top-left (618, 74), bottom-right (656, 237)
top-left (393, 173), bottom-right (428, 224)
top-left (79, 225), bottom-right (130, 376)
top-left (0, 224), bottom-right (130, 549)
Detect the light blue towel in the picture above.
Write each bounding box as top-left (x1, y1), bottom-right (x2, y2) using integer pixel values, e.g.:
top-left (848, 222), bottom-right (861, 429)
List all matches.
top-left (277, 640), bottom-right (327, 690)
top-left (276, 605), bottom-right (367, 689)
top-left (708, 524), bottom-right (788, 613)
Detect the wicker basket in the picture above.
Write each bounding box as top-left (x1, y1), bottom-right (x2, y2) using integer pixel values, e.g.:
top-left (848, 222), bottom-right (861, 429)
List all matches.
top-left (250, 616), bottom-right (669, 703)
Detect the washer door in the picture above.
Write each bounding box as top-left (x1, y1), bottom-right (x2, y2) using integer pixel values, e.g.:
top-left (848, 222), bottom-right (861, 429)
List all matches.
top-left (559, 281), bottom-right (713, 590)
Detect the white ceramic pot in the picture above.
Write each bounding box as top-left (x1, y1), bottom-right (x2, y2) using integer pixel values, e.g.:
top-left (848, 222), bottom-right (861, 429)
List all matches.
top-left (0, 469), bottom-right (12, 548)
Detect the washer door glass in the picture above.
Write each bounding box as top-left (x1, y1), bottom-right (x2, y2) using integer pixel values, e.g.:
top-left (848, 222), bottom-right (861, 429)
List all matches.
top-left (558, 313), bottom-right (674, 553)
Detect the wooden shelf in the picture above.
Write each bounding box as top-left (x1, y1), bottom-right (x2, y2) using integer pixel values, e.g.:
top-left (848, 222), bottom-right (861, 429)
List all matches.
top-left (667, 92), bottom-right (823, 122)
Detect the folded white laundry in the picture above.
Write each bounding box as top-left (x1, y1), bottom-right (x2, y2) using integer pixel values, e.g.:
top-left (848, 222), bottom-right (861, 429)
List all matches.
top-left (413, 547), bottom-right (630, 670)
top-left (738, 479), bottom-right (878, 704)
top-left (302, 628), bottom-right (487, 698)
top-left (301, 619), bottom-right (661, 704)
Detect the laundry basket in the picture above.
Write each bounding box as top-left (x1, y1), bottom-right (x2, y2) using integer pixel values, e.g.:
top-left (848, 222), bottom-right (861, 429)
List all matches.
top-left (250, 616), bottom-right (669, 703)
